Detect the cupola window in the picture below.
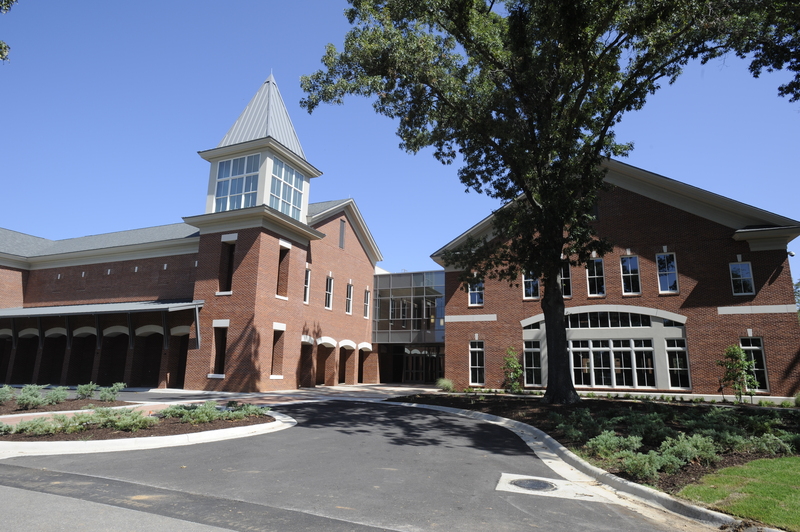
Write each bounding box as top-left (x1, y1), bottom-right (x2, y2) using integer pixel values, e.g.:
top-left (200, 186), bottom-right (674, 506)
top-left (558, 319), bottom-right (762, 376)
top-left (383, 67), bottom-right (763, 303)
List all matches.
top-left (270, 157), bottom-right (304, 220)
top-left (215, 154), bottom-right (259, 212)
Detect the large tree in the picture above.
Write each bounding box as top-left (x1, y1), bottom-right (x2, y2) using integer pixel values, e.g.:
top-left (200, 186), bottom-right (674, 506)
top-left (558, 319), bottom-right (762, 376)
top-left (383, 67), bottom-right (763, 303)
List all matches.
top-left (1, 0), bottom-right (19, 62)
top-left (301, 0), bottom-right (798, 403)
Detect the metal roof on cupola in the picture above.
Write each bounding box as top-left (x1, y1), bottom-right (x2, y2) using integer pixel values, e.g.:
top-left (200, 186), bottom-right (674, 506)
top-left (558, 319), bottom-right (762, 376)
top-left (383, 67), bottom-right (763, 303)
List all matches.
top-left (217, 74), bottom-right (306, 161)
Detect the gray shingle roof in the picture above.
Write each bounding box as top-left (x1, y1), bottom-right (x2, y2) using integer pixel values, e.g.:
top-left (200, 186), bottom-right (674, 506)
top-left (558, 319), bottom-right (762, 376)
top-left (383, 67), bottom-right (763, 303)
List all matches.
top-left (307, 199), bottom-right (351, 219)
top-left (0, 224), bottom-right (199, 259)
top-left (217, 74), bottom-right (306, 160)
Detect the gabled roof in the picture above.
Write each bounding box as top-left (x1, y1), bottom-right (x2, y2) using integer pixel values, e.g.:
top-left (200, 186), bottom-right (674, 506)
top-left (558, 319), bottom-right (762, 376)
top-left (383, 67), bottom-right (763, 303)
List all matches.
top-left (217, 74), bottom-right (306, 161)
top-left (307, 199), bottom-right (384, 266)
top-left (431, 159), bottom-right (800, 265)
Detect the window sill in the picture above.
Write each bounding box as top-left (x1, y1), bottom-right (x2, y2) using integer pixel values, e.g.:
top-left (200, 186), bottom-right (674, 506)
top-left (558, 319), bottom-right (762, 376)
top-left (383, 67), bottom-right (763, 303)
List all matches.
top-left (275, 294), bottom-right (289, 301)
top-left (269, 375), bottom-right (284, 380)
top-left (622, 293), bottom-right (642, 297)
top-left (207, 373), bottom-right (225, 379)
top-left (658, 292), bottom-right (680, 296)
top-left (215, 291), bottom-right (232, 297)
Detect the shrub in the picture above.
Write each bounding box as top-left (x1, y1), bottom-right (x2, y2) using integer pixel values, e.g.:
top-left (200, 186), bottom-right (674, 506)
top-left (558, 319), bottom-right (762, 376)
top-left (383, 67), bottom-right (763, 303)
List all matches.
top-left (780, 400), bottom-right (793, 408)
top-left (435, 378), bottom-right (455, 392)
top-left (0, 422), bottom-right (12, 435)
top-left (502, 348), bottom-right (524, 394)
top-left (76, 382), bottom-right (99, 400)
top-left (585, 431), bottom-right (643, 459)
top-left (618, 450), bottom-right (663, 481)
top-left (717, 345), bottom-right (757, 404)
top-left (98, 382), bottom-right (126, 402)
top-left (13, 417), bottom-right (59, 435)
top-left (659, 433), bottom-right (718, 467)
top-left (92, 407), bottom-right (156, 432)
top-left (15, 384), bottom-right (46, 410)
top-left (795, 393), bottom-right (800, 408)
top-left (745, 433), bottom-right (793, 455)
top-left (0, 385), bottom-right (14, 405)
top-left (44, 386), bottom-right (69, 405)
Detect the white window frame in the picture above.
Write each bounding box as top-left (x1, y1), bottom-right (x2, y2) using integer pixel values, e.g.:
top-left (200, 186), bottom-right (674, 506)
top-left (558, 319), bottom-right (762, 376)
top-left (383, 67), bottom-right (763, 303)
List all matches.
top-left (560, 262), bottom-right (572, 298)
top-left (469, 341), bottom-right (485, 385)
top-left (468, 281), bottom-right (484, 306)
top-left (215, 154), bottom-right (259, 213)
top-left (570, 338), bottom-right (656, 388)
top-left (620, 256), bottom-right (641, 295)
top-left (303, 269), bottom-right (311, 304)
top-left (656, 252), bottom-right (679, 294)
top-left (345, 283), bottom-right (353, 314)
top-left (523, 340), bottom-right (542, 386)
top-left (586, 258), bottom-right (605, 297)
top-left (666, 339), bottom-right (691, 389)
top-left (740, 337), bottom-right (768, 391)
top-left (729, 262), bottom-right (755, 296)
top-left (363, 289), bottom-right (370, 319)
top-left (324, 276), bottom-right (334, 310)
top-left (269, 157), bottom-right (304, 220)
top-left (523, 273), bottom-right (540, 300)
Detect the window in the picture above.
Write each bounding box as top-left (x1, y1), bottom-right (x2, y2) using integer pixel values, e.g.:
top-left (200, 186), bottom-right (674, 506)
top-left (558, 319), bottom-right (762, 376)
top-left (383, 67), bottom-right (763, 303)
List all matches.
top-left (469, 341), bottom-right (485, 385)
top-left (666, 339), bottom-right (690, 388)
top-left (271, 330), bottom-right (284, 376)
top-left (401, 299), bottom-right (408, 328)
top-left (657, 253), bottom-right (679, 293)
top-left (560, 262), bottom-right (572, 298)
top-left (218, 242), bottom-right (235, 293)
top-left (345, 283), bottom-right (353, 314)
top-left (523, 273), bottom-right (540, 299)
top-left (586, 259), bottom-right (605, 296)
top-left (571, 339), bottom-right (655, 388)
top-left (469, 281), bottom-right (484, 306)
top-left (740, 337), bottom-right (768, 391)
top-left (269, 157), bottom-right (304, 220)
top-left (730, 262), bottom-right (755, 296)
top-left (363, 289), bottom-right (370, 318)
top-left (524, 341), bottom-right (542, 386)
top-left (276, 247), bottom-right (290, 298)
top-left (213, 327), bottom-right (228, 375)
top-left (567, 311), bottom-right (651, 329)
top-left (620, 256), bottom-right (641, 295)
top-left (215, 154), bottom-right (259, 212)
top-left (303, 269), bottom-right (311, 304)
top-left (325, 276), bottom-right (334, 309)
top-left (339, 219), bottom-right (346, 249)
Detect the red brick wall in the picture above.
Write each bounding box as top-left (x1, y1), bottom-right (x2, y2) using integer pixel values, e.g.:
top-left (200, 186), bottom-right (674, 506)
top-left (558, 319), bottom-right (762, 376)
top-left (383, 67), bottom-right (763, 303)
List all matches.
top-left (22, 254), bottom-right (198, 307)
top-left (0, 266), bottom-right (26, 308)
top-left (443, 186), bottom-right (800, 396)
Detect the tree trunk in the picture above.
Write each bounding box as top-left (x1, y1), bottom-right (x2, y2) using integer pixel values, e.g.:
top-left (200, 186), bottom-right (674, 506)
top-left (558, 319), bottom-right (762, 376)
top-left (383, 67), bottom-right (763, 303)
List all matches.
top-left (541, 271), bottom-right (580, 404)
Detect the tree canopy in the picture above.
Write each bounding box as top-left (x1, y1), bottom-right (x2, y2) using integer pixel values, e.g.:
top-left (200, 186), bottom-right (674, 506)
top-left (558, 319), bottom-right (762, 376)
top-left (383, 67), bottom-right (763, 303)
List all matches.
top-left (302, 0), bottom-right (799, 403)
top-left (1, 0), bottom-right (19, 62)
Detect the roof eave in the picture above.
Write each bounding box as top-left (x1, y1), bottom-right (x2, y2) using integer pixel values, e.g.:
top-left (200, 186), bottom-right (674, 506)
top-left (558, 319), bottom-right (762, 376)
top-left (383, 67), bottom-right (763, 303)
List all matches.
top-left (198, 137), bottom-right (322, 178)
top-left (184, 205), bottom-right (325, 242)
top-left (732, 226), bottom-right (800, 251)
top-left (308, 199), bottom-right (384, 265)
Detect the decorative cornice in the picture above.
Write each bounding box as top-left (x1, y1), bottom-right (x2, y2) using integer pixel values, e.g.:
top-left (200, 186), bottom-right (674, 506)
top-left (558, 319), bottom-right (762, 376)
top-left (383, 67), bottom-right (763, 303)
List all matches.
top-left (184, 205), bottom-right (324, 243)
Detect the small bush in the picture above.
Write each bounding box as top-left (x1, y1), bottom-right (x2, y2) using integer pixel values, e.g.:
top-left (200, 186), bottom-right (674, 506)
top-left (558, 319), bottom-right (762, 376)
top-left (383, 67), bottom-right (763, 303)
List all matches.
top-left (0, 385), bottom-right (14, 404)
top-left (618, 450), bottom-right (663, 481)
top-left (745, 433), bottom-right (793, 455)
top-left (15, 384), bottom-right (47, 410)
top-left (436, 378), bottom-right (455, 392)
top-left (780, 400), bottom-right (793, 408)
top-left (98, 382), bottom-right (126, 402)
top-left (795, 393), bottom-right (800, 408)
top-left (502, 348), bottom-right (524, 394)
top-left (44, 386), bottom-right (69, 405)
top-left (659, 433), bottom-right (718, 467)
top-left (585, 430), bottom-right (642, 459)
top-left (76, 382), bottom-right (99, 400)
top-left (13, 417), bottom-right (59, 436)
top-left (0, 422), bottom-right (12, 435)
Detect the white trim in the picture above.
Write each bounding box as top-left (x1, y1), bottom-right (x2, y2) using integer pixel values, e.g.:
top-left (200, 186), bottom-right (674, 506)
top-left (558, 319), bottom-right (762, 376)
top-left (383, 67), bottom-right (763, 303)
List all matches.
top-left (18, 328), bottom-right (39, 338)
top-left (269, 375), bottom-right (284, 380)
top-left (520, 305), bottom-right (687, 328)
top-left (358, 342), bottom-right (373, 352)
top-left (44, 327), bottom-right (67, 338)
top-left (103, 325), bottom-right (129, 337)
top-left (278, 239), bottom-right (292, 249)
top-left (207, 373), bottom-right (225, 379)
top-left (275, 294), bottom-right (289, 301)
top-left (317, 336), bottom-right (336, 348)
top-left (717, 304), bottom-right (797, 315)
top-left (221, 233), bottom-right (238, 242)
top-left (73, 326), bottom-right (97, 338)
top-left (273, 322), bottom-right (286, 331)
top-left (135, 325), bottom-right (164, 337)
top-left (0, 328), bottom-right (12, 338)
top-left (170, 325), bottom-right (191, 336)
top-left (215, 291), bottom-right (233, 296)
top-left (212, 319), bottom-right (230, 327)
top-left (445, 314), bottom-right (498, 323)
top-left (338, 339), bottom-right (357, 350)
top-left (300, 334), bottom-right (315, 345)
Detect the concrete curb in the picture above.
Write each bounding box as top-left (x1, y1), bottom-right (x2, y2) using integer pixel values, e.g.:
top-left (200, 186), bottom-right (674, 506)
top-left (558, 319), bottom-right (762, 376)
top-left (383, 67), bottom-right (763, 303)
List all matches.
top-left (0, 412), bottom-right (296, 460)
top-left (392, 401), bottom-right (781, 532)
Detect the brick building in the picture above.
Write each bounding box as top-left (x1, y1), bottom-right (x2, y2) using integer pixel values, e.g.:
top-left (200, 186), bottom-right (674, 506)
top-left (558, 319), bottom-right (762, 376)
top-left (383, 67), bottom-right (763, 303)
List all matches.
top-left (427, 159), bottom-right (800, 397)
top-left (0, 75), bottom-right (382, 392)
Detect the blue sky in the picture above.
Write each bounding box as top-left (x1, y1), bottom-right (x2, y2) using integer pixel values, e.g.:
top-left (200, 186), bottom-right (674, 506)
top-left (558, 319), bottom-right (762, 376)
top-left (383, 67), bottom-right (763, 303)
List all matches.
top-left (2, 1), bottom-right (798, 279)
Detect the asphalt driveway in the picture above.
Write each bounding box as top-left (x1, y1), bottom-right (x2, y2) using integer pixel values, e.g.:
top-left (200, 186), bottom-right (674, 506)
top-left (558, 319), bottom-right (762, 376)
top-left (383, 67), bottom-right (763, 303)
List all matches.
top-left (0, 401), bottom-right (710, 531)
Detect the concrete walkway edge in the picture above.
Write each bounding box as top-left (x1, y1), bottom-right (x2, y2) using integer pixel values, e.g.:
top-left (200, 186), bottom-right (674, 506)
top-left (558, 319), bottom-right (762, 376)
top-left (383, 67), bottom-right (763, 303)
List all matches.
top-left (393, 401), bottom-right (781, 532)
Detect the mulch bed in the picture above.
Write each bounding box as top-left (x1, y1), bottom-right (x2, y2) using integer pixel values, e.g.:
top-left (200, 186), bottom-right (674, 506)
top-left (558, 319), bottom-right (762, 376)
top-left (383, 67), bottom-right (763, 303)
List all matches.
top-left (0, 398), bottom-right (275, 442)
top-left (388, 393), bottom-right (785, 494)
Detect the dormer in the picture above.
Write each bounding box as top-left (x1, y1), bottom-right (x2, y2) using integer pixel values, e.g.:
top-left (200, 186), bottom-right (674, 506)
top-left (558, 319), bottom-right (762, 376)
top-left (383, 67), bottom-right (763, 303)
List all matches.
top-left (198, 75), bottom-right (322, 221)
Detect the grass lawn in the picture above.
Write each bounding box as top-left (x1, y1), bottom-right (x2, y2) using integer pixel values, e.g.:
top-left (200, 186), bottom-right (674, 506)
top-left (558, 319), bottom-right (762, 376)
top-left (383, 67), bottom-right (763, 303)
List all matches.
top-left (679, 456), bottom-right (800, 532)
